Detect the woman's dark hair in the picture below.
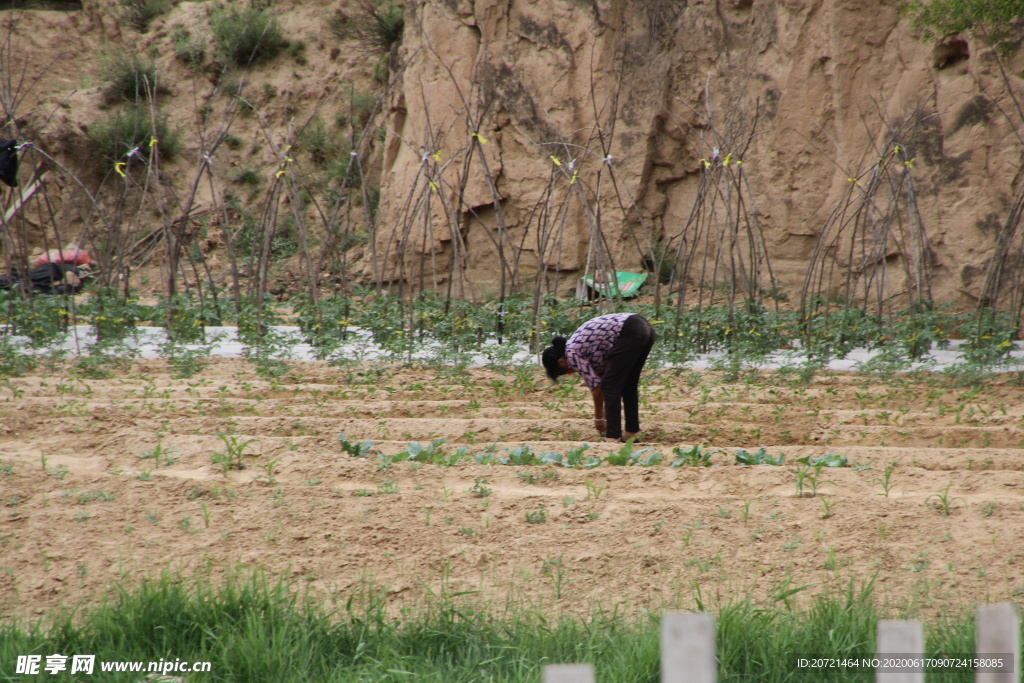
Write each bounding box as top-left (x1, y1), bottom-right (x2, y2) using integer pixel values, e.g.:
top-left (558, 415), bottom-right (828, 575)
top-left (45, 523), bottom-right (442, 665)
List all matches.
top-left (541, 336), bottom-right (568, 382)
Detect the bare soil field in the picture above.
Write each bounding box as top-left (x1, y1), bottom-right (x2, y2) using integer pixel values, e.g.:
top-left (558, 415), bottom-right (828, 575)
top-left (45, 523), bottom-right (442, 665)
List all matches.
top-left (2, 359), bottom-right (1024, 622)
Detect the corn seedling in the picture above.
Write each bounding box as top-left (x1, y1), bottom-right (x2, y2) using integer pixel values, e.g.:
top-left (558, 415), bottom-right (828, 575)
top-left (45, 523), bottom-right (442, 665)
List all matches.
top-left (211, 433), bottom-right (259, 473)
top-left (541, 554), bottom-right (569, 599)
top-left (925, 482), bottom-right (966, 517)
top-left (874, 461), bottom-right (898, 497)
top-left (584, 481), bottom-right (608, 500)
top-left (437, 484), bottom-right (452, 502)
top-left (254, 460), bottom-right (279, 485)
top-left (822, 546), bottom-right (838, 570)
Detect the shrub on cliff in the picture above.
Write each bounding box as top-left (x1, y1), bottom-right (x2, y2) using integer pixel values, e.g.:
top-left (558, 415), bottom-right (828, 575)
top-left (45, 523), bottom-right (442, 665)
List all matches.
top-left (209, 3), bottom-right (288, 66)
top-left (100, 49), bottom-right (160, 103)
top-left (87, 105), bottom-right (182, 164)
top-left (115, 0), bottom-right (171, 32)
top-left (903, 0), bottom-right (1024, 53)
top-left (329, 0), bottom-right (404, 55)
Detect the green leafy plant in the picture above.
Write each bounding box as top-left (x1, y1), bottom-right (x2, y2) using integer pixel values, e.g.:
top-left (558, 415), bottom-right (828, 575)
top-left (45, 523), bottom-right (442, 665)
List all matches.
top-left (515, 471), bottom-right (538, 485)
top-left (564, 443), bottom-right (599, 468)
top-left (796, 452), bottom-right (848, 468)
top-left (671, 444), bottom-right (719, 467)
top-left (466, 478), bottom-right (492, 498)
top-left (605, 438), bottom-right (661, 466)
top-left (502, 445), bottom-right (538, 466)
top-left (72, 344), bottom-right (135, 380)
top-left (390, 438), bottom-right (449, 463)
top-left (0, 340), bottom-right (35, 376)
top-left (524, 506), bottom-right (547, 524)
top-left (339, 433), bottom-right (374, 457)
top-left (538, 451), bottom-right (565, 466)
top-left (735, 448), bottom-right (784, 466)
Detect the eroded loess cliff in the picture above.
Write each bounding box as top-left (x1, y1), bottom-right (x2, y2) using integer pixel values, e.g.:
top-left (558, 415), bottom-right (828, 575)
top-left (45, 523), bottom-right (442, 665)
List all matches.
top-left (3, 0), bottom-right (1022, 308)
top-left (376, 0), bottom-right (1024, 308)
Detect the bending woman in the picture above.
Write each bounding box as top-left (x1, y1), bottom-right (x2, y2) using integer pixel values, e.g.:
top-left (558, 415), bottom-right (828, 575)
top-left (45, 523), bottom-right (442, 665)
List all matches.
top-left (542, 313), bottom-right (656, 443)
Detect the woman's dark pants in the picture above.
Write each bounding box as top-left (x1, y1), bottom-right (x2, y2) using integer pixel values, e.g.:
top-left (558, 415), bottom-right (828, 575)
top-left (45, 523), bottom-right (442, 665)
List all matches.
top-left (602, 315), bottom-right (656, 440)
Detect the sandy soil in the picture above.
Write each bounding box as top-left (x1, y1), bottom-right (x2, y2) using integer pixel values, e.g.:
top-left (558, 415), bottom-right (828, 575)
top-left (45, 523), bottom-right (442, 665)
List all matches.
top-left (2, 359), bottom-right (1024, 622)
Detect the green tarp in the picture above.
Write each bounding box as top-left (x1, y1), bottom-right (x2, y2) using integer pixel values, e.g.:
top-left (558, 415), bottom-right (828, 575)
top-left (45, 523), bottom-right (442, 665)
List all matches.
top-left (579, 271), bottom-right (648, 299)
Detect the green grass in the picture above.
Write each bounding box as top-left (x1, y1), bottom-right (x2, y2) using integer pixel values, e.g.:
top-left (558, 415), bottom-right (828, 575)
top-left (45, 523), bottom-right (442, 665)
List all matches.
top-left (0, 574), bottom-right (1007, 682)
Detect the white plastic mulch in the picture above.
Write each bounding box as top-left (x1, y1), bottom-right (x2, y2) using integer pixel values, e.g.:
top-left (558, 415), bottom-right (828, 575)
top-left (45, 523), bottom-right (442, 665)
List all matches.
top-left (7, 325), bottom-right (1024, 372)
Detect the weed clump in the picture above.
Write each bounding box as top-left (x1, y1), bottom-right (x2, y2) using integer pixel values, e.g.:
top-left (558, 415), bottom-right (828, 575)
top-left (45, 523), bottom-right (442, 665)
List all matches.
top-left (209, 3), bottom-right (288, 66)
top-left (297, 116), bottom-right (346, 166)
top-left (87, 105), bottom-right (182, 163)
top-left (115, 0), bottom-right (170, 32)
top-left (100, 49), bottom-right (160, 102)
top-left (170, 24), bottom-right (206, 67)
top-left (230, 208), bottom-right (299, 260)
top-left (329, 0), bottom-right (404, 54)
